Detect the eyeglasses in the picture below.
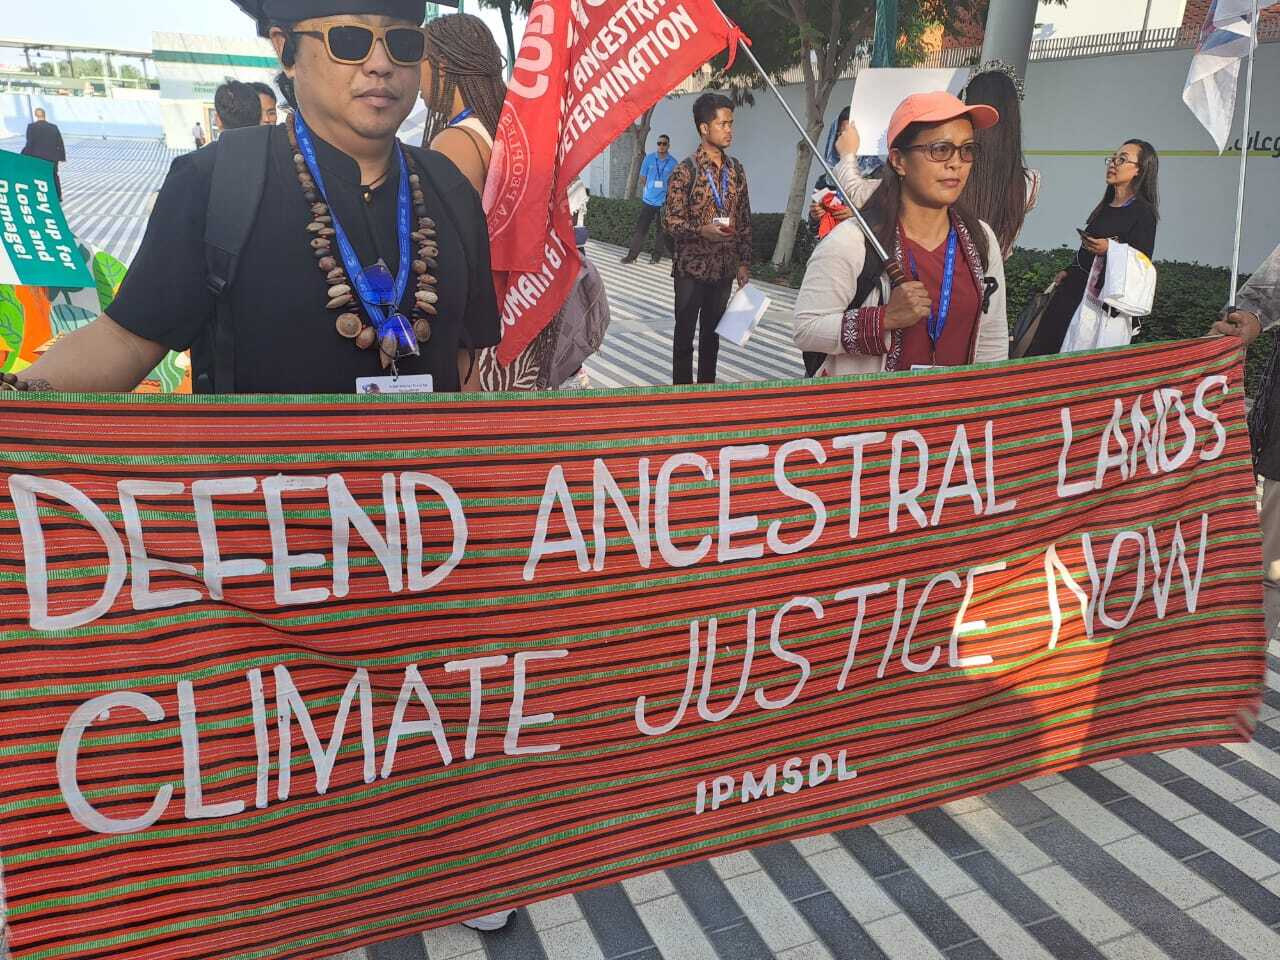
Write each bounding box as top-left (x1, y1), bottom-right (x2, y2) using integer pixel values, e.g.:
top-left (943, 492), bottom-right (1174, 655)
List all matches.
top-left (1104, 155), bottom-right (1139, 168)
top-left (901, 141), bottom-right (981, 163)
top-left (292, 22), bottom-right (426, 67)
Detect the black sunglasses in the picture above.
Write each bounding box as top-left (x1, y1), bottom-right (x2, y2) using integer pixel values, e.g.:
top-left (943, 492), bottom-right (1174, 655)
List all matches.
top-left (292, 22), bottom-right (426, 66)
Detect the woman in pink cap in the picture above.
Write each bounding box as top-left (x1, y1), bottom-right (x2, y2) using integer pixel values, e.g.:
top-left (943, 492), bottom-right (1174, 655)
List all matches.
top-left (793, 91), bottom-right (1009, 375)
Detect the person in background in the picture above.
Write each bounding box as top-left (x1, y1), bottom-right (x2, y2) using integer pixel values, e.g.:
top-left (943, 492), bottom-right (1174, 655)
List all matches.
top-left (1, 0), bottom-right (497, 400)
top-left (793, 91), bottom-right (1008, 377)
top-left (622, 133), bottom-right (676, 265)
top-left (1025, 139), bottom-right (1159, 356)
top-left (249, 80), bottom-right (281, 124)
top-left (664, 92), bottom-right (753, 385)
top-left (804, 106), bottom-right (856, 376)
top-left (21, 108), bottom-right (67, 200)
top-left (419, 11), bottom-right (507, 193)
top-left (214, 80), bottom-right (264, 132)
top-left (192, 120), bottom-right (207, 149)
top-left (1210, 240), bottom-right (1280, 637)
top-left (829, 62), bottom-right (1038, 260)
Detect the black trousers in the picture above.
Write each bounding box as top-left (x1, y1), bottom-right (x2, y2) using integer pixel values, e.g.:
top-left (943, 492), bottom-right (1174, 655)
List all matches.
top-left (673, 275), bottom-right (732, 384)
top-left (627, 202), bottom-right (669, 262)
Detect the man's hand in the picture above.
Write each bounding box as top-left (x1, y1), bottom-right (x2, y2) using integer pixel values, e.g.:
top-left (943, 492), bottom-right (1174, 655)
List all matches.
top-left (836, 124), bottom-right (861, 160)
top-left (884, 281), bottom-right (932, 331)
top-left (809, 202), bottom-right (825, 221)
top-left (699, 223), bottom-right (733, 243)
top-left (832, 206), bottom-right (853, 223)
top-left (1082, 235), bottom-right (1110, 256)
top-left (736, 265), bottom-right (751, 290)
top-left (1211, 310), bottom-right (1263, 346)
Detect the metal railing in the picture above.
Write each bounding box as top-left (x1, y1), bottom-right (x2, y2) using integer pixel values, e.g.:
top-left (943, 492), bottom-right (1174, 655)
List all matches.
top-left (673, 21), bottom-right (1280, 94)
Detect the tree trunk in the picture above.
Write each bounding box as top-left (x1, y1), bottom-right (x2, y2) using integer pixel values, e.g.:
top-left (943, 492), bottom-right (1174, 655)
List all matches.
top-left (770, 119), bottom-right (824, 268)
top-left (624, 106), bottom-right (656, 200)
top-left (500, 3), bottom-right (516, 79)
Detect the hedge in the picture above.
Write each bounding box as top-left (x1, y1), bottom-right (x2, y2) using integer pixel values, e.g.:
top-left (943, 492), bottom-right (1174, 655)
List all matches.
top-left (585, 195), bottom-right (1273, 395)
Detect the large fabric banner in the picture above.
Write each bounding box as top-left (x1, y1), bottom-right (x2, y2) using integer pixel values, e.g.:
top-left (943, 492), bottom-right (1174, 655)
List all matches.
top-left (0, 339), bottom-right (1266, 960)
top-left (484, 0), bottom-right (736, 364)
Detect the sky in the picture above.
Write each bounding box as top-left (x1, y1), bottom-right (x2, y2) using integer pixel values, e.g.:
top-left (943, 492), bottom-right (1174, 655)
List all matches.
top-left (4, 0), bottom-right (523, 54)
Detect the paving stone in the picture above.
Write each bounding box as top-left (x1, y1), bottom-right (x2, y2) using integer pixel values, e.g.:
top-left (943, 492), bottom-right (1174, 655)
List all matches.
top-left (1096, 933), bottom-right (1168, 960)
top-left (804, 847), bottom-right (901, 925)
top-left (1177, 814), bottom-right (1280, 880)
top-left (869, 815), bottom-right (916, 837)
top-left (419, 924), bottom-right (483, 960)
top-left (753, 842), bottom-right (829, 901)
top-left (1021, 773), bottom-right (1065, 791)
top-left (1020, 865), bottom-right (1133, 944)
top-left (953, 851), bottom-right (1056, 927)
top-left (791, 833), bottom-right (841, 856)
top-left (1218, 754), bottom-right (1280, 806)
top-left (883, 828), bottom-right (979, 898)
top-left (633, 894), bottom-right (719, 960)
top-left (1062, 766), bottom-right (1129, 804)
top-left (621, 871), bottom-right (676, 905)
top-left (908, 808), bottom-right (984, 859)
top-left (983, 785), bottom-right (1057, 829)
top-left (1187, 896), bottom-right (1280, 960)
top-left (941, 796), bottom-right (988, 815)
top-left (863, 913), bottom-right (946, 960)
top-left (954, 808), bottom-right (1053, 876)
top-left (878, 869), bottom-right (979, 951)
top-left (1102, 834), bottom-right (1219, 910)
top-left (945, 890), bottom-right (1056, 960)
top-left (526, 893), bottom-right (584, 932)
top-left (776, 942), bottom-right (835, 960)
top-left (704, 920), bottom-right (774, 960)
top-left (1106, 796), bottom-right (1208, 860)
top-left (1098, 764), bottom-right (1200, 821)
top-left (1161, 749), bottom-right (1258, 802)
top-left (1184, 853), bottom-right (1280, 926)
top-left (790, 891), bottom-right (890, 960)
top-left (665, 861), bottom-right (745, 932)
top-left (837, 827), bottom-right (909, 880)
top-left (534, 920), bottom-right (606, 960)
top-left (479, 909), bottom-right (550, 960)
top-left (943, 940), bottom-right (1000, 960)
top-left (575, 884), bottom-right (657, 959)
top-left (708, 850), bottom-right (760, 882)
top-left (1019, 917), bottom-right (1107, 960)
top-left (1224, 740), bottom-right (1280, 785)
top-left (722, 870), bottom-right (816, 954)
top-left (370, 936), bottom-right (430, 960)
top-left (1034, 781), bottom-right (1138, 845)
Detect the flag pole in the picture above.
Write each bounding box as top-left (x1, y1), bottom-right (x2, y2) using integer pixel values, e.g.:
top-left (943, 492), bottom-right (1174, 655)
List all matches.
top-left (726, 31), bottom-right (903, 284)
top-left (1228, 0), bottom-right (1260, 307)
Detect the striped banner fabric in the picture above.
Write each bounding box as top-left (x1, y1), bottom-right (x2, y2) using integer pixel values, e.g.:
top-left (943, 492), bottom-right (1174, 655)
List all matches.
top-left (0, 338), bottom-right (1267, 960)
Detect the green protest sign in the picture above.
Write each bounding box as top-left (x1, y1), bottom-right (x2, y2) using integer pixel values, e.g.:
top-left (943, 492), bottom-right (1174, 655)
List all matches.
top-left (0, 149), bottom-right (92, 289)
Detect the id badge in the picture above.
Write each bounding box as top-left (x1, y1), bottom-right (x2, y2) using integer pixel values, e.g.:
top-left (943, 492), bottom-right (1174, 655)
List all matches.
top-left (356, 374), bottom-right (435, 395)
top-left (653, 179), bottom-right (664, 189)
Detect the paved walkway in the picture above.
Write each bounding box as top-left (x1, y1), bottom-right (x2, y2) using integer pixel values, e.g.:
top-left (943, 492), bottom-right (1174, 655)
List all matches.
top-left (5, 140), bottom-right (1278, 960)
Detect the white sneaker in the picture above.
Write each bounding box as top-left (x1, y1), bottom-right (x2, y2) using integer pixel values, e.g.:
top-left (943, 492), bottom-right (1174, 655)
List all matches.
top-left (462, 910), bottom-right (515, 932)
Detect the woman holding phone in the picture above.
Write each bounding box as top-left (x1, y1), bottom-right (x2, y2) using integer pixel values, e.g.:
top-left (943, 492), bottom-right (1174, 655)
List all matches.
top-left (1025, 139), bottom-right (1160, 356)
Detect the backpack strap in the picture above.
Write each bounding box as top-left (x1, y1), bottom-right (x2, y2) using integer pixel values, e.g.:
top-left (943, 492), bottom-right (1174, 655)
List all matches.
top-left (197, 125), bottom-right (272, 394)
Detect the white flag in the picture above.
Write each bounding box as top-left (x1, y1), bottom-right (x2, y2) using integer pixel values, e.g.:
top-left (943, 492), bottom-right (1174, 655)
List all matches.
top-left (1182, 0), bottom-right (1259, 153)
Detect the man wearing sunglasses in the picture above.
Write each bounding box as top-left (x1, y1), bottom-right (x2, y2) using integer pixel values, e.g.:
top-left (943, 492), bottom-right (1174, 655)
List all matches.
top-left (622, 134), bottom-right (676, 266)
top-left (2, 0), bottom-right (498, 399)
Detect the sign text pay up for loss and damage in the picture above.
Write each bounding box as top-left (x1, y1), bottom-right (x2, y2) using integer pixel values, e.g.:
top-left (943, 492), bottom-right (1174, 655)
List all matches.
top-left (6, 373), bottom-right (1234, 837)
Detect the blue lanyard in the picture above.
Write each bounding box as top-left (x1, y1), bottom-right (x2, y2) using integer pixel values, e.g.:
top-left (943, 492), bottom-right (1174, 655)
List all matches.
top-left (705, 164), bottom-right (731, 213)
top-left (293, 112), bottom-right (412, 331)
top-left (654, 155), bottom-right (674, 180)
top-left (905, 228), bottom-right (959, 347)
top-left (447, 107), bottom-right (474, 127)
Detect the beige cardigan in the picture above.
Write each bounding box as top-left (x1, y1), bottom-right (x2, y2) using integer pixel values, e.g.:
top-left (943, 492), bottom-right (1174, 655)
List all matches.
top-left (792, 217), bottom-right (1009, 377)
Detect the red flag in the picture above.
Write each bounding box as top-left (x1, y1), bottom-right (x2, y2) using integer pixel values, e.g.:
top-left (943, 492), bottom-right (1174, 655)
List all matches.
top-left (483, 0), bottom-right (739, 365)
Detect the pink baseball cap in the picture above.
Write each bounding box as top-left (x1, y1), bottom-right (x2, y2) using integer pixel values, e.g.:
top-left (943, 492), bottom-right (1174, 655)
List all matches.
top-left (886, 91), bottom-right (999, 151)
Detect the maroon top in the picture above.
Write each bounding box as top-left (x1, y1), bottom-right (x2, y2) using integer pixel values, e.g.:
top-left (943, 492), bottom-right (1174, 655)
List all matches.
top-left (896, 232), bottom-right (982, 369)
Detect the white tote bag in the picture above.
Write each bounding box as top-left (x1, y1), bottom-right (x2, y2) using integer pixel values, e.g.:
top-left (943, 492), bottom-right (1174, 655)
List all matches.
top-left (1060, 256), bottom-right (1134, 353)
top-left (1099, 241), bottom-right (1157, 318)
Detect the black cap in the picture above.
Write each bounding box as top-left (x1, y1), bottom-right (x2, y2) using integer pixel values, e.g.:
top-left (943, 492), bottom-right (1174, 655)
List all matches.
top-left (230, 1), bottom-right (433, 36)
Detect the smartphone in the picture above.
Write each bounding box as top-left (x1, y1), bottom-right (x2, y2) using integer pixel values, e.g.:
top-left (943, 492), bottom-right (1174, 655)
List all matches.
top-left (1075, 227), bottom-right (1091, 240)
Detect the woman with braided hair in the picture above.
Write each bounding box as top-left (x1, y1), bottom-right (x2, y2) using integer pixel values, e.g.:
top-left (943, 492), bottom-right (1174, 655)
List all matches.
top-left (419, 12), bottom-right (507, 193)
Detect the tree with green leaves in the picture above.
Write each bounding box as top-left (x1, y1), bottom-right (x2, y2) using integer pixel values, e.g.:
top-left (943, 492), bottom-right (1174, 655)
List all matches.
top-left (717, 0), bottom-right (975, 267)
top-left (477, 0), bottom-right (532, 75)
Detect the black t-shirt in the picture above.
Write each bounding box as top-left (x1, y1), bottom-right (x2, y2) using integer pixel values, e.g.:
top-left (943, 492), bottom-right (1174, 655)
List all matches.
top-left (109, 124), bottom-right (499, 394)
top-left (1074, 199), bottom-right (1158, 279)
